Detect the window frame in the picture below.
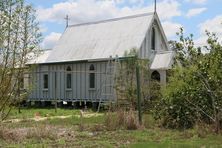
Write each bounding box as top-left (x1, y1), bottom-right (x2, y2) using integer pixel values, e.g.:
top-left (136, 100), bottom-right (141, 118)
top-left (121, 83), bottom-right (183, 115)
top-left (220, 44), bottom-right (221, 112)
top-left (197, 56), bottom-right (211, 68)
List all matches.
top-left (89, 64), bottom-right (96, 90)
top-left (66, 66), bottom-right (72, 90)
top-left (151, 26), bottom-right (156, 50)
top-left (43, 74), bottom-right (49, 90)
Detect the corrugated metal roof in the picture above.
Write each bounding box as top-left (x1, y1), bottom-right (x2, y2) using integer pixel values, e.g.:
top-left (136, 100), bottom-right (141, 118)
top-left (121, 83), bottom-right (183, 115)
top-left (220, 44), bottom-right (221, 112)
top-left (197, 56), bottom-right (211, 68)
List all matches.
top-left (45, 13), bottom-right (154, 63)
top-left (27, 50), bottom-right (52, 64)
top-left (150, 51), bottom-right (175, 70)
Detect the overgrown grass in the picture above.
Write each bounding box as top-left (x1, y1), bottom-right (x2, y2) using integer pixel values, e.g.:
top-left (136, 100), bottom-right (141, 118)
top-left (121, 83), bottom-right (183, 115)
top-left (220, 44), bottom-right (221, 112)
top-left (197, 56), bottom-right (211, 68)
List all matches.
top-left (1, 108), bottom-right (222, 147)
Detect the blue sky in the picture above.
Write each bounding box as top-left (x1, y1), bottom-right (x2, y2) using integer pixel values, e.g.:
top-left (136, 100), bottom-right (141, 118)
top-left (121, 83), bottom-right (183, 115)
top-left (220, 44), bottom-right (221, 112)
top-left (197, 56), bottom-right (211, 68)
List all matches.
top-left (26, 0), bottom-right (222, 49)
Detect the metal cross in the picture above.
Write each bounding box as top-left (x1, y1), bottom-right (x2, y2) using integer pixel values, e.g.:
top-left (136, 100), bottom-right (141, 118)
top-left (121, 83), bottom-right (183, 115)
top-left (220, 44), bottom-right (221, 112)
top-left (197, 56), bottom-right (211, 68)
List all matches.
top-left (64, 15), bottom-right (70, 28)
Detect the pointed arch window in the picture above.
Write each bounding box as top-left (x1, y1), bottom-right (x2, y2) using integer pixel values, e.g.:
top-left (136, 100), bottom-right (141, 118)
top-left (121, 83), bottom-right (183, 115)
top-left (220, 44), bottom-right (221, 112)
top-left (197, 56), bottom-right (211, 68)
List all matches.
top-left (89, 64), bottom-right (95, 89)
top-left (66, 66), bottom-right (72, 89)
top-left (151, 27), bottom-right (156, 50)
top-left (151, 70), bottom-right (160, 82)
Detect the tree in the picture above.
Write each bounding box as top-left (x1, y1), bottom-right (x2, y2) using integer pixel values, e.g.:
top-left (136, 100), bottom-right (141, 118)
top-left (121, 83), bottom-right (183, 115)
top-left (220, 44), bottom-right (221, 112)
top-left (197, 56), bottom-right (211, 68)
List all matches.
top-left (115, 48), bottom-right (160, 110)
top-left (0, 0), bottom-right (41, 120)
top-left (155, 28), bottom-right (222, 132)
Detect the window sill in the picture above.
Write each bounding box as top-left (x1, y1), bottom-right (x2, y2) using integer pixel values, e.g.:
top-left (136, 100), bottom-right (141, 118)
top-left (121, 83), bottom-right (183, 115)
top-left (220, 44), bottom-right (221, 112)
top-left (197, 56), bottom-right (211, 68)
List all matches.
top-left (151, 50), bottom-right (157, 53)
top-left (43, 89), bottom-right (48, 91)
top-left (66, 89), bottom-right (72, 91)
top-left (89, 88), bottom-right (96, 91)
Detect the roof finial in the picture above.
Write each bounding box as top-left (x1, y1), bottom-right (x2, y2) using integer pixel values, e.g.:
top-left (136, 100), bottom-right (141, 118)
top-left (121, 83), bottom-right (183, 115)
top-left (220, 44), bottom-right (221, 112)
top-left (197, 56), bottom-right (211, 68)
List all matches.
top-left (64, 15), bottom-right (70, 28)
top-left (154, 0), bottom-right (157, 13)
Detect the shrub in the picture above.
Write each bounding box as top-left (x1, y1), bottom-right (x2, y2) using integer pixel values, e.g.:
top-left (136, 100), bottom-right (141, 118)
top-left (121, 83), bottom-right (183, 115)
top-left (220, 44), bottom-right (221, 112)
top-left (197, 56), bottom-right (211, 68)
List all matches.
top-left (154, 30), bottom-right (222, 131)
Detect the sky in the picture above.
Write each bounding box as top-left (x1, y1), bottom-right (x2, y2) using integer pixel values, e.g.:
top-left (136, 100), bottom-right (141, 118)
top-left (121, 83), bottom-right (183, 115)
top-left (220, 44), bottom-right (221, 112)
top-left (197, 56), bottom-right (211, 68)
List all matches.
top-left (26, 0), bottom-right (222, 49)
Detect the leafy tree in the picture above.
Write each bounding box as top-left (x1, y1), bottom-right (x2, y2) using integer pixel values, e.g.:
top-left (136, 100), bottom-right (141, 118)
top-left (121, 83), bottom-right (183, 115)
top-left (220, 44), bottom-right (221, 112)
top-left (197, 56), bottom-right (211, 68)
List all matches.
top-left (155, 28), bottom-right (222, 132)
top-left (0, 0), bottom-right (41, 120)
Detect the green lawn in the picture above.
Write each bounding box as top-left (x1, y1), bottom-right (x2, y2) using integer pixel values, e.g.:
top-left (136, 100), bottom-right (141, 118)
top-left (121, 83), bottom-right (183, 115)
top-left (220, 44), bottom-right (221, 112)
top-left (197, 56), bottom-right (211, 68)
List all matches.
top-left (0, 108), bottom-right (222, 147)
top-left (8, 107), bottom-right (80, 119)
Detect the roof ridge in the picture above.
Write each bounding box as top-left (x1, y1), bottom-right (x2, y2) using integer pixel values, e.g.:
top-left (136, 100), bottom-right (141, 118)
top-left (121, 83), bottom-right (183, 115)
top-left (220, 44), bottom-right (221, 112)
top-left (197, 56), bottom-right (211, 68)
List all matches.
top-left (68, 12), bottom-right (154, 27)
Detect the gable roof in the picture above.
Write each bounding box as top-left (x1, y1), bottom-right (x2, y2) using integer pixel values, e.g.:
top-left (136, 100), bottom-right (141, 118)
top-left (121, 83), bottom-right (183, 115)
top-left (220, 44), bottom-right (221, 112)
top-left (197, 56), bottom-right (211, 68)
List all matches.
top-left (44, 13), bottom-right (154, 63)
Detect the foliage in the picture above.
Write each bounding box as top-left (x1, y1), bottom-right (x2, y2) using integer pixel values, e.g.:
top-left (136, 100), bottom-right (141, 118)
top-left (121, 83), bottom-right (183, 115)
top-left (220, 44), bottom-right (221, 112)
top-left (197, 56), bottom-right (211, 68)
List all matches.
top-left (115, 48), bottom-right (161, 110)
top-left (155, 28), bottom-right (222, 131)
top-left (0, 0), bottom-right (41, 120)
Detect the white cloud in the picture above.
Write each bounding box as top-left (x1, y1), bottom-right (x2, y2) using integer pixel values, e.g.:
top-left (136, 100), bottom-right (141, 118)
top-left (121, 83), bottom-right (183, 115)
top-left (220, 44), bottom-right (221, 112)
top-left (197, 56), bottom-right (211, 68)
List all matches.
top-left (185, 0), bottom-right (207, 4)
top-left (42, 32), bottom-right (61, 49)
top-left (162, 21), bottom-right (183, 38)
top-left (195, 15), bottom-right (222, 46)
top-left (199, 15), bottom-right (222, 34)
top-left (152, 0), bottom-right (181, 20)
top-left (37, 0), bottom-right (182, 48)
top-left (186, 7), bottom-right (207, 18)
top-left (37, 0), bottom-right (181, 24)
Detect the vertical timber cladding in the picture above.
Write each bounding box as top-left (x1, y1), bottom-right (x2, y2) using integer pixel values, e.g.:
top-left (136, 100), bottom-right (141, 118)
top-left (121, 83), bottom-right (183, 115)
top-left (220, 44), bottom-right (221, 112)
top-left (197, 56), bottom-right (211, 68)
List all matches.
top-left (30, 61), bottom-right (115, 102)
top-left (72, 64), bottom-right (77, 100)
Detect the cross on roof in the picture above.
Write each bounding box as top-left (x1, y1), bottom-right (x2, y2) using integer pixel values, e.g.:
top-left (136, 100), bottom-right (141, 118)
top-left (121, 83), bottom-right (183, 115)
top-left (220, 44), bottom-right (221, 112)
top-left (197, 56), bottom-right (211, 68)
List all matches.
top-left (64, 15), bottom-right (70, 28)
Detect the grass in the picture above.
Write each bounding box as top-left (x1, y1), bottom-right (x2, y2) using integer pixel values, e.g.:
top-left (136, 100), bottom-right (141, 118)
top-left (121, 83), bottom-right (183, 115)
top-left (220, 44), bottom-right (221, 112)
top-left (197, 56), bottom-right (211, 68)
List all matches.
top-left (1, 108), bottom-right (222, 147)
top-left (8, 107), bottom-right (80, 119)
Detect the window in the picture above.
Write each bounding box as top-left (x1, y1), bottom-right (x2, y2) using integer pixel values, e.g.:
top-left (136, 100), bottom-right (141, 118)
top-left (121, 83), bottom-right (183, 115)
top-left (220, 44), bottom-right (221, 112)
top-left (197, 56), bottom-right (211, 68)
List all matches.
top-left (89, 64), bottom-right (95, 89)
top-left (66, 66), bottom-right (72, 89)
top-left (18, 76), bottom-right (24, 90)
top-left (151, 27), bottom-right (156, 50)
top-left (151, 71), bottom-right (160, 82)
top-left (43, 74), bottom-right (48, 89)
top-left (20, 77), bottom-right (24, 89)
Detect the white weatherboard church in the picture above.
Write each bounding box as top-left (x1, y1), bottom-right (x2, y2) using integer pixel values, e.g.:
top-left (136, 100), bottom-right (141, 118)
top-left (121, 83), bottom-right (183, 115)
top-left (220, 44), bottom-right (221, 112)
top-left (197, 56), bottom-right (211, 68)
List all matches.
top-left (26, 12), bottom-right (174, 106)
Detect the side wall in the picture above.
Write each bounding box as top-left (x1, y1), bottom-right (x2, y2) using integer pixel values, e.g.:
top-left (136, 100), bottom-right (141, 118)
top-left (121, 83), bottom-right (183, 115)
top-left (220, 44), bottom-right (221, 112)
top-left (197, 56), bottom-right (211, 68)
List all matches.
top-left (28, 61), bottom-right (114, 102)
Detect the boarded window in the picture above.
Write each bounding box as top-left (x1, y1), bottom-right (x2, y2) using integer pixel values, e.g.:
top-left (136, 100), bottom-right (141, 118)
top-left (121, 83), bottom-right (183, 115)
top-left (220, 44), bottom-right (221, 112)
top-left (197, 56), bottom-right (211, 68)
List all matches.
top-left (66, 66), bottom-right (72, 89)
top-left (89, 64), bottom-right (95, 89)
top-left (151, 27), bottom-right (156, 50)
top-left (43, 74), bottom-right (48, 89)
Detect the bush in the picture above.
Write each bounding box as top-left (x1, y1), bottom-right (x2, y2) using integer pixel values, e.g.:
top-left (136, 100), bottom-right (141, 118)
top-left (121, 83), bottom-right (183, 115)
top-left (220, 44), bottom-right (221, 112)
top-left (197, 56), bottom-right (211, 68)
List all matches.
top-left (154, 30), bottom-right (222, 131)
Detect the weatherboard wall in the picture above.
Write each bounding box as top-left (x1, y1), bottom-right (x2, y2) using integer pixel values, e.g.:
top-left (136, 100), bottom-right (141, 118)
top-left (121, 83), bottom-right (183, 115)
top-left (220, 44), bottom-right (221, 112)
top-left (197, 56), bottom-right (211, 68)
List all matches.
top-left (28, 61), bottom-right (114, 102)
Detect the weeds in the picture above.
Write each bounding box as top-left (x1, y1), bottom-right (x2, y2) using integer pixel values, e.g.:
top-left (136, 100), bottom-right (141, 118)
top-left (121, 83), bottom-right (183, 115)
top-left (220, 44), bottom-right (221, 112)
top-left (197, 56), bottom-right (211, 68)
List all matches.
top-left (0, 126), bottom-right (23, 142)
top-left (104, 111), bottom-right (119, 131)
top-left (125, 110), bottom-right (139, 130)
top-left (26, 125), bottom-right (57, 141)
top-left (79, 110), bottom-right (84, 131)
top-left (104, 109), bottom-right (140, 130)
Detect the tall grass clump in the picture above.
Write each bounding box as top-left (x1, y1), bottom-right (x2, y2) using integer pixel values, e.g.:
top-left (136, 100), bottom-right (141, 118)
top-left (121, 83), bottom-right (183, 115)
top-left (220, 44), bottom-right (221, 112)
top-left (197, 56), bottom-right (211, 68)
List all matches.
top-left (104, 109), bottom-right (139, 130)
